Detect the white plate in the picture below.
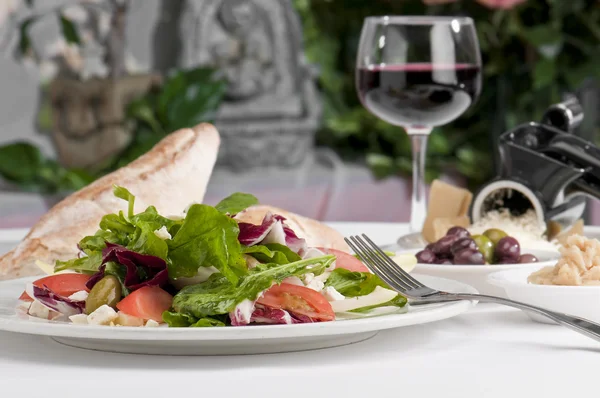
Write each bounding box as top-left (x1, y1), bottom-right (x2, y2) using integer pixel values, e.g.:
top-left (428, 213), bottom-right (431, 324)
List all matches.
top-left (413, 249), bottom-right (560, 297)
top-left (0, 274), bottom-right (477, 355)
top-left (487, 268), bottom-right (600, 325)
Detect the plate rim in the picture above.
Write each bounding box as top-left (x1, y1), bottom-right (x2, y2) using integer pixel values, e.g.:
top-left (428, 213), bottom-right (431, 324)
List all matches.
top-left (0, 274), bottom-right (476, 341)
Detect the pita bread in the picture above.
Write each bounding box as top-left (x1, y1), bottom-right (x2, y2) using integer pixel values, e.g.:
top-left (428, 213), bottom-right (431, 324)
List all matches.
top-left (0, 123), bottom-right (220, 280)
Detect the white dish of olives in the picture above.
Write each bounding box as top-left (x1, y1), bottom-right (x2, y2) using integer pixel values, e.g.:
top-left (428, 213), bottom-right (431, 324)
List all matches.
top-left (411, 227), bottom-right (560, 297)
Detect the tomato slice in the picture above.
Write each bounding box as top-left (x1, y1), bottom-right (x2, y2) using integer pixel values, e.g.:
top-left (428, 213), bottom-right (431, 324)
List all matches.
top-left (257, 283), bottom-right (335, 321)
top-left (116, 286), bottom-right (173, 322)
top-left (20, 273), bottom-right (92, 301)
top-left (316, 247), bottom-right (370, 273)
top-left (19, 291), bottom-right (33, 302)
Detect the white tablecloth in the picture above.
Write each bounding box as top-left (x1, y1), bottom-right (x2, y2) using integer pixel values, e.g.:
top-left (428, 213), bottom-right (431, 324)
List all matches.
top-left (0, 223), bottom-right (598, 397)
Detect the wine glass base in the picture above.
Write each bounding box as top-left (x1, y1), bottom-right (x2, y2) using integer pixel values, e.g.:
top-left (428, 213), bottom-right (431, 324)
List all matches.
top-left (380, 232), bottom-right (428, 253)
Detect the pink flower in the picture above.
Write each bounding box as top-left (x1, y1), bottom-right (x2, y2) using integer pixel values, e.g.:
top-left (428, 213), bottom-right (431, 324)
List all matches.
top-left (476, 0), bottom-right (527, 9)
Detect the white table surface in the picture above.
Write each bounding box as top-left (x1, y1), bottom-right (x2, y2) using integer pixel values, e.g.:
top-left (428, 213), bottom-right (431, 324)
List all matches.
top-left (0, 222), bottom-right (598, 398)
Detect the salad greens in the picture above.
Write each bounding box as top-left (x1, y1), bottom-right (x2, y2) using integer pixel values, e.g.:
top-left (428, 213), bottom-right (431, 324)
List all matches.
top-left (167, 204), bottom-right (245, 284)
top-left (172, 256), bottom-right (335, 318)
top-left (325, 268), bottom-right (388, 297)
top-left (41, 185), bottom-right (410, 328)
top-left (214, 192), bottom-right (259, 215)
top-left (55, 186), bottom-right (256, 287)
top-left (325, 268), bottom-right (407, 310)
top-left (162, 311), bottom-right (226, 327)
top-left (350, 295), bottom-right (407, 313)
top-left (242, 243), bottom-right (301, 265)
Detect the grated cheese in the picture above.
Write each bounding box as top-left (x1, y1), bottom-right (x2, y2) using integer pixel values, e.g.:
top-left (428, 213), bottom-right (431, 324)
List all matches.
top-left (469, 209), bottom-right (559, 251)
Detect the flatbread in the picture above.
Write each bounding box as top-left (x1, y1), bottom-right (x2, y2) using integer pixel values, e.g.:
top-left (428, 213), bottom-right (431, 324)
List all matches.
top-left (0, 123), bottom-right (220, 280)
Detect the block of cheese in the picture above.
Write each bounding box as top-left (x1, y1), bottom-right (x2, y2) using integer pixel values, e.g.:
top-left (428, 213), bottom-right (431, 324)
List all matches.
top-left (422, 180), bottom-right (473, 243)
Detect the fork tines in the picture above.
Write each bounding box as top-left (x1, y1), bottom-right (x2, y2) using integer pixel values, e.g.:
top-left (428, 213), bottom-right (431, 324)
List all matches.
top-left (344, 234), bottom-right (425, 293)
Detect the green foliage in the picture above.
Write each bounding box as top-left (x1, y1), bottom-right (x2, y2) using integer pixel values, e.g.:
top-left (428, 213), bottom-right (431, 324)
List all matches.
top-left (18, 17), bottom-right (34, 55)
top-left (0, 67), bottom-right (226, 193)
top-left (0, 143), bottom-right (95, 194)
top-left (294, 0), bottom-right (600, 188)
top-left (114, 67), bottom-right (227, 170)
top-left (59, 14), bottom-right (81, 45)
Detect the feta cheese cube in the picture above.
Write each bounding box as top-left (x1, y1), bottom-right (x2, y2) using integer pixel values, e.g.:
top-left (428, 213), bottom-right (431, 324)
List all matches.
top-left (116, 312), bottom-right (145, 327)
top-left (303, 273), bottom-right (315, 283)
top-left (69, 314), bottom-right (89, 325)
top-left (153, 226), bottom-right (172, 240)
top-left (145, 319), bottom-right (160, 327)
top-left (68, 290), bottom-right (89, 301)
top-left (16, 301), bottom-right (32, 314)
top-left (28, 300), bottom-right (50, 319)
top-left (303, 273), bottom-right (325, 291)
top-left (282, 276), bottom-right (303, 286)
top-left (87, 305), bottom-right (118, 325)
top-left (314, 271), bottom-right (331, 282)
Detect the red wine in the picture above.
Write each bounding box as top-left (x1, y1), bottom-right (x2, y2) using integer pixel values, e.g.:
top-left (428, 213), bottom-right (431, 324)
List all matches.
top-left (357, 63), bottom-right (481, 128)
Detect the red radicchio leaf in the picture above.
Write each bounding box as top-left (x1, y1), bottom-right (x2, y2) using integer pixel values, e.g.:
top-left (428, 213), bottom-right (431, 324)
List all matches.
top-left (237, 213), bottom-right (278, 246)
top-left (237, 213), bottom-right (307, 253)
top-left (230, 304), bottom-right (316, 326)
top-left (86, 243), bottom-right (169, 292)
top-left (85, 265), bottom-right (106, 289)
top-left (273, 215), bottom-right (307, 253)
top-left (27, 284), bottom-right (85, 316)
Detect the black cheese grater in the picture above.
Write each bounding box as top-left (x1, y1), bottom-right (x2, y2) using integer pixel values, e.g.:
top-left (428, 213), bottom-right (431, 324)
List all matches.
top-left (470, 97), bottom-right (595, 230)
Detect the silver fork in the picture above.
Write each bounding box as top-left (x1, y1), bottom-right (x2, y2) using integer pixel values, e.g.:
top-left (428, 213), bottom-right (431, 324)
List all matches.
top-left (346, 234), bottom-right (600, 343)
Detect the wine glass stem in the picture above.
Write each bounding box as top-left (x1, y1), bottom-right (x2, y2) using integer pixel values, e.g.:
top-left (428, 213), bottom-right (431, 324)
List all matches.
top-left (407, 129), bottom-right (431, 233)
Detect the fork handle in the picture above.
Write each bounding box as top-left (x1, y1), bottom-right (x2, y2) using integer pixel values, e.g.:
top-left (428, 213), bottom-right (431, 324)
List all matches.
top-left (441, 293), bottom-right (600, 343)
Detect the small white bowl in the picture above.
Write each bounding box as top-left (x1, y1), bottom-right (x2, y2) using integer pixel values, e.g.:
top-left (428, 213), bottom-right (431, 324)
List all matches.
top-left (412, 249), bottom-right (559, 297)
top-left (487, 268), bottom-right (600, 324)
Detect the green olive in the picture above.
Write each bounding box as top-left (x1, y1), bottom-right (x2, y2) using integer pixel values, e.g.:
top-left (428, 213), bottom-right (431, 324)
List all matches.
top-left (472, 234), bottom-right (494, 264)
top-left (483, 228), bottom-right (508, 245)
top-left (85, 275), bottom-right (122, 314)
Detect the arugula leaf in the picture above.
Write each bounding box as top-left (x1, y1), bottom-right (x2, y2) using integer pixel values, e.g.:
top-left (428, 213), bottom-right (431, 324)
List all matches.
top-left (191, 317), bottom-right (226, 327)
top-left (127, 222), bottom-right (168, 259)
top-left (172, 255), bottom-right (335, 318)
top-left (100, 213), bottom-right (135, 234)
top-left (130, 206), bottom-right (180, 230)
top-left (162, 311), bottom-right (196, 327)
top-left (55, 251), bottom-right (103, 273)
top-left (78, 225), bottom-right (131, 255)
top-left (350, 295), bottom-right (408, 313)
top-left (162, 311), bottom-right (226, 327)
top-left (215, 192), bottom-right (258, 215)
top-left (242, 243), bottom-right (301, 264)
top-left (113, 185), bottom-right (135, 218)
top-left (325, 268), bottom-right (388, 297)
top-left (167, 204), bottom-right (246, 284)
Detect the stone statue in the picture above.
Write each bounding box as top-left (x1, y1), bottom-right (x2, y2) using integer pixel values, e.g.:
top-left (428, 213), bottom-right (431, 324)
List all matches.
top-left (179, 0), bottom-right (321, 169)
top-left (49, 74), bottom-right (161, 170)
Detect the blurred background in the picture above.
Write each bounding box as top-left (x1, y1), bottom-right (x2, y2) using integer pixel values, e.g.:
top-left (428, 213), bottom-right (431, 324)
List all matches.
top-left (0, 0), bottom-right (598, 228)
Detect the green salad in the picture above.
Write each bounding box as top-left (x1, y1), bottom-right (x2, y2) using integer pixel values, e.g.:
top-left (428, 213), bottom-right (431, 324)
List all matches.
top-left (19, 186), bottom-right (407, 327)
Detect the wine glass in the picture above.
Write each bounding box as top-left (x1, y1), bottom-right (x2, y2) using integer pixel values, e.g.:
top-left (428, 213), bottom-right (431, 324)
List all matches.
top-left (356, 16), bottom-right (482, 236)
